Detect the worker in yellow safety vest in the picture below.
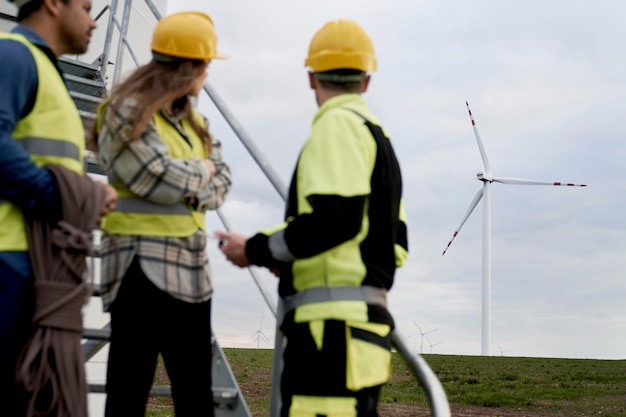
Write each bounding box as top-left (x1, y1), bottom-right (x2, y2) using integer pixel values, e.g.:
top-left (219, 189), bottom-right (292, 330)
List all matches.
top-left (217, 19), bottom-right (409, 417)
top-left (94, 10), bottom-right (232, 417)
top-left (0, 0), bottom-right (117, 415)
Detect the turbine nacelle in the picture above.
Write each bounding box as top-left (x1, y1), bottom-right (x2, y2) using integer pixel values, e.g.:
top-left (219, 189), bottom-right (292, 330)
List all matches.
top-left (477, 172), bottom-right (493, 182)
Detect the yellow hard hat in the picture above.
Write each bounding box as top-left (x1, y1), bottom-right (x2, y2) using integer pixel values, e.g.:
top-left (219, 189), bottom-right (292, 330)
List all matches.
top-left (305, 19), bottom-right (377, 73)
top-left (151, 11), bottom-right (227, 61)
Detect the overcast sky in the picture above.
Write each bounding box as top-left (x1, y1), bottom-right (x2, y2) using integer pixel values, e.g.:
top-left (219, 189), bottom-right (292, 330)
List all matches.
top-left (149, 0), bottom-right (626, 360)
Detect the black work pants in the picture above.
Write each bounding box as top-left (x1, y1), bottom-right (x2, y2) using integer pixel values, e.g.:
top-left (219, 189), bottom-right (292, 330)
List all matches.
top-left (104, 258), bottom-right (214, 417)
top-left (280, 319), bottom-right (385, 417)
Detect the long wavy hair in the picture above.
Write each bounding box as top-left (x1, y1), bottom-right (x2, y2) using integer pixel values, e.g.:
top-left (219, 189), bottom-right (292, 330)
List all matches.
top-left (92, 58), bottom-right (212, 153)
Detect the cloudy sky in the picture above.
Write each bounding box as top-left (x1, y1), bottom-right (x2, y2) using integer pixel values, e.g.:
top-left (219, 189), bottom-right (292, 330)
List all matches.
top-left (160, 0), bottom-right (626, 360)
top-left (82, 0), bottom-right (625, 360)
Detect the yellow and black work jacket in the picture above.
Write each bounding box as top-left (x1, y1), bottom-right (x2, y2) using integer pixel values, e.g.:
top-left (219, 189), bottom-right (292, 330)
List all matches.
top-left (0, 33), bottom-right (85, 251)
top-left (246, 94), bottom-right (408, 328)
top-left (100, 107), bottom-right (208, 237)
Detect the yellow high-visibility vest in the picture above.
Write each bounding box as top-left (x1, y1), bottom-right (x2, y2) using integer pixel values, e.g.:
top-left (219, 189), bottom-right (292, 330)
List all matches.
top-left (260, 95), bottom-right (408, 325)
top-left (0, 33), bottom-right (85, 251)
top-left (101, 109), bottom-right (207, 237)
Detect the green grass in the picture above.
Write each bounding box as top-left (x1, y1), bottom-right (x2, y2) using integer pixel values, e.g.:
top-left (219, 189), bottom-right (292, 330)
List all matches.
top-left (383, 354), bottom-right (626, 415)
top-left (147, 349), bottom-right (626, 417)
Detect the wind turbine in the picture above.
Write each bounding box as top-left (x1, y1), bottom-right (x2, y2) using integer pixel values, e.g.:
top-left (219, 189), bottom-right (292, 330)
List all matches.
top-left (412, 321), bottom-right (438, 354)
top-left (251, 313), bottom-right (270, 349)
top-left (426, 335), bottom-right (443, 354)
top-left (406, 334), bottom-right (417, 355)
top-left (442, 102), bottom-right (586, 356)
top-left (497, 344), bottom-right (512, 356)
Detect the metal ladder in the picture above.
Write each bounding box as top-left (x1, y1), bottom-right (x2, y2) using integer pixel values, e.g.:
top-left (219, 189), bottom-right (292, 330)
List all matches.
top-left (82, 325), bottom-right (251, 416)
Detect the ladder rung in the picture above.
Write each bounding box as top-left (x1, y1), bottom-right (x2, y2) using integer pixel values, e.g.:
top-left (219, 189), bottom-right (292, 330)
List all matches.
top-left (83, 328), bottom-right (111, 340)
top-left (71, 90), bottom-right (104, 104)
top-left (79, 110), bottom-right (97, 120)
top-left (87, 384), bottom-right (239, 409)
top-left (213, 387), bottom-right (239, 409)
top-left (59, 56), bottom-right (100, 72)
top-left (65, 73), bottom-right (106, 88)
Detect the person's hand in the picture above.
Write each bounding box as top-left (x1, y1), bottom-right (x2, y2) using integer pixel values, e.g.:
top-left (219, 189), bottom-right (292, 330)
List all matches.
top-left (214, 230), bottom-right (250, 267)
top-left (203, 159), bottom-right (216, 178)
top-left (97, 182), bottom-right (118, 221)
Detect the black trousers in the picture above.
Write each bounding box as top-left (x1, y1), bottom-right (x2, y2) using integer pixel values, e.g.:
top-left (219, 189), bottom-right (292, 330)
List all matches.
top-left (280, 320), bottom-right (384, 417)
top-left (0, 269), bottom-right (33, 417)
top-left (104, 258), bottom-right (214, 417)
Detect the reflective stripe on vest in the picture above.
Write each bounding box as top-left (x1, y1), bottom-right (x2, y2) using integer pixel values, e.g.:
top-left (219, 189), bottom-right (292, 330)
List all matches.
top-left (0, 33), bottom-right (85, 252)
top-left (19, 137), bottom-right (81, 160)
top-left (282, 285), bottom-right (387, 314)
top-left (115, 197), bottom-right (191, 215)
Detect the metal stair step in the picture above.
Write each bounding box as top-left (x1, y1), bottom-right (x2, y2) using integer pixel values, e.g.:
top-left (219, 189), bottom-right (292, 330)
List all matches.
top-left (83, 327), bottom-right (110, 341)
top-left (72, 92), bottom-right (102, 115)
top-left (71, 90), bottom-right (103, 105)
top-left (78, 109), bottom-right (96, 120)
top-left (87, 384), bottom-right (239, 410)
top-left (65, 73), bottom-right (107, 97)
top-left (78, 110), bottom-right (97, 136)
top-left (83, 326), bottom-right (252, 414)
top-left (65, 73), bottom-right (106, 88)
top-left (59, 56), bottom-right (101, 78)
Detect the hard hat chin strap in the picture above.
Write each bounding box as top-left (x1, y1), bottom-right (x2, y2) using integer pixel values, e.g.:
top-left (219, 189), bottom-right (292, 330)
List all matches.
top-left (152, 51), bottom-right (184, 63)
top-left (10, 0), bottom-right (32, 8)
top-left (313, 72), bottom-right (366, 83)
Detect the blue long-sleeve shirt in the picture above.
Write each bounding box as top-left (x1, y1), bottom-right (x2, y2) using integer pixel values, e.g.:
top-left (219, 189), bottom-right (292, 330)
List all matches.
top-left (0, 25), bottom-right (63, 277)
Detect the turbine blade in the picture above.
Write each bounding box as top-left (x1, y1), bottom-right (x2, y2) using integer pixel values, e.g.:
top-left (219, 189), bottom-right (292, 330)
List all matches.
top-left (466, 101), bottom-right (491, 174)
top-left (492, 176), bottom-right (587, 187)
top-left (442, 188), bottom-right (484, 256)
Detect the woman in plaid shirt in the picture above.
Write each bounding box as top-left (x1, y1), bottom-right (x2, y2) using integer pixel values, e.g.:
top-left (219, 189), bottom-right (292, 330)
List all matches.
top-left (93, 11), bottom-right (231, 417)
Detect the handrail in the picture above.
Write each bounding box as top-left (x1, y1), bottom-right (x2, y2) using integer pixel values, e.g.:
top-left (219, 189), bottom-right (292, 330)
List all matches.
top-left (215, 209), bottom-right (277, 317)
top-left (111, 0), bottom-right (132, 85)
top-left (142, 0), bottom-right (162, 20)
top-left (93, 4), bottom-right (110, 22)
top-left (99, 0), bottom-right (119, 81)
top-left (110, 15), bottom-right (140, 67)
top-left (392, 331), bottom-right (451, 417)
top-left (202, 82), bottom-right (288, 200)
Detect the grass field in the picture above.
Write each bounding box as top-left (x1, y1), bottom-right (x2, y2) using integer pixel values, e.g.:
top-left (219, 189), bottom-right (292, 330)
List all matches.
top-left (148, 349), bottom-right (626, 417)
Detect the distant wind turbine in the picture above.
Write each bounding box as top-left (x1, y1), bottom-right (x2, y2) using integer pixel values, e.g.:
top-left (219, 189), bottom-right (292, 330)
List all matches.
top-left (426, 335), bottom-right (442, 354)
top-left (251, 313), bottom-right (270, 348)
top-left (497, 344), bottom-right (512, 356)
top-left (442, 102), bottom-right (587, 356)
top-left (412, 321), bottom-right (438, 354)
top-left (406, 334), bottom-right (417, 355)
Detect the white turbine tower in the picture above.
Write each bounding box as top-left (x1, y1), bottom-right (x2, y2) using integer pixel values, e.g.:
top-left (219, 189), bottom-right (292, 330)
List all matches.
top-left (442, 102), bottom-right (586, 356)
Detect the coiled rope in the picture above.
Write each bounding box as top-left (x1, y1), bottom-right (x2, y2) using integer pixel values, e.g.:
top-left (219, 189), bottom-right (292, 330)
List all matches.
top-left (16, 164), bottom-right (107, 417)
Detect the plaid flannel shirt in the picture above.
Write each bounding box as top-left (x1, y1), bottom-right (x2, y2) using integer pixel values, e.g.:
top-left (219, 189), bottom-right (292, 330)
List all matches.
top-left (96, 96), bottom-right (231, 310)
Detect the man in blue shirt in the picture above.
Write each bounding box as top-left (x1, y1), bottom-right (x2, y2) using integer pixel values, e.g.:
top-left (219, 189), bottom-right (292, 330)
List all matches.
top-left (0, 0), bottom-right (116, 414)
